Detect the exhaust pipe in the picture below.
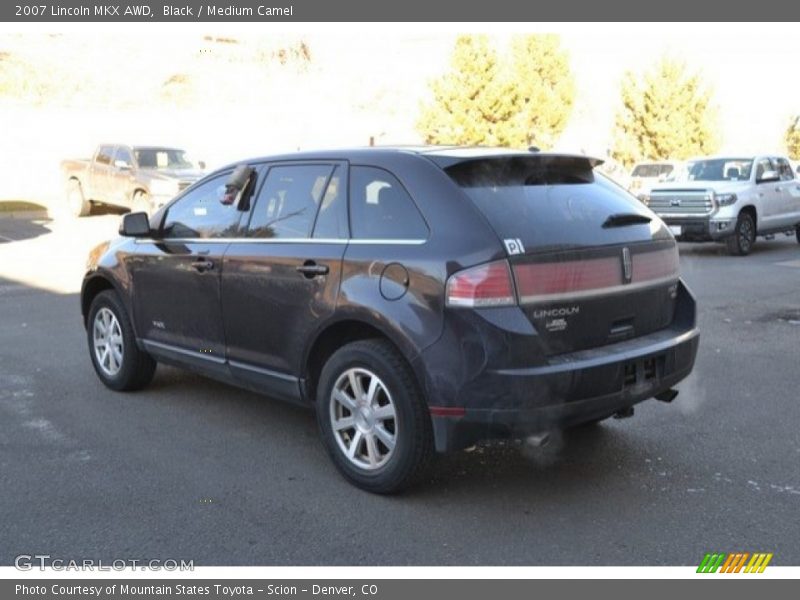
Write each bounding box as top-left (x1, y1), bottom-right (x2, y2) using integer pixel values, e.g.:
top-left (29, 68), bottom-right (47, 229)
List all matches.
top-left (614, 406), bottom-right (635, 419)
top-left (526, 432), bottom-right (551, 448)
top-left (655, 388), bottom-right (679, 403)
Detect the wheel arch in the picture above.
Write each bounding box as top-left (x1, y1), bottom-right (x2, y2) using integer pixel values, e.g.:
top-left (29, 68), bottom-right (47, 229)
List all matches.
top-left (740, 204), bottom-right (757, 227)
top-left (302, 316), bottom-right (427, 405)
top-left (81, 273), bottom-right (127, 328)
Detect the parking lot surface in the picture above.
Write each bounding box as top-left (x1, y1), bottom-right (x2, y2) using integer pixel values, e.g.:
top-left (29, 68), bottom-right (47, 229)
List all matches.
top-left (1, 214), bottom-right (799, 565)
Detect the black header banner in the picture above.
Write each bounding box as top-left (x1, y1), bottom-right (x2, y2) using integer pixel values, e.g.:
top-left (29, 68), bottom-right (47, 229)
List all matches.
top-left (0, 0), bottom-right (792, 22)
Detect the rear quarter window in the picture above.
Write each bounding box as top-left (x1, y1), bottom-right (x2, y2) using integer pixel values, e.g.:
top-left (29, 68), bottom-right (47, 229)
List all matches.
top-left (349, 166), bottom-right (428, 240)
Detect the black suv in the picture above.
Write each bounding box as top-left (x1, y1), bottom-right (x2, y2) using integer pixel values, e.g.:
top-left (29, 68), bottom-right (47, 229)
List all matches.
top-left (81, 147), bottom-right (699, 493)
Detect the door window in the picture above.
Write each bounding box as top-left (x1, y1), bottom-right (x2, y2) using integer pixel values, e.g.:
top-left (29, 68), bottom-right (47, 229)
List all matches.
top-left (755, 158), bottom-right (775, 181)
top-left (161, 173), bottom-right (244, 239)
top-left (114, 147), bottom-right (133, 168)
top-left (96, 146), bottom-right (114, 165)
top-left (776, 158), bottom-right (795, 181)
top-left (349, 166), bottom-right (428, 240)
top-left (312, 166), bottom-right (348, 239)
top-left (248, 164), bottom-right (334, 239)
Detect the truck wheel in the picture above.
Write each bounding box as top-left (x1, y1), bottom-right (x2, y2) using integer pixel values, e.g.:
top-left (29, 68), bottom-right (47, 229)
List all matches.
top-left (726, 212), bottom-right (756, 256)
top-left (68, 180), bottom-right (91, 217)
top-left (316, 339), bottom-right (433, 494)
top-left (132, 190), bottom-right (151, 215)
top-left (796, 225), bottom-right (800, 245)
top-left (87, 290), bottom-right (156, 391)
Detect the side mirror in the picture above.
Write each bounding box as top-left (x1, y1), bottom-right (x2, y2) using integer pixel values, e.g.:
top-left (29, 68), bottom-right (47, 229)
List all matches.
top-left (198, 160), bottom-right (207, 170)
top-left (757, 170), bottom-right (779, 183)
top-left (114, 159), bottom-right (131, 170)
top-left (119, 212), bottom-right (151, 237)
top-left (221, 164), bottom-right (255, 206)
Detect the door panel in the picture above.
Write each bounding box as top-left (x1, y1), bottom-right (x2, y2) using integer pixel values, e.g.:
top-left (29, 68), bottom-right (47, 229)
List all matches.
top-left (221, 162), bottom-right (346, 395)
top-left (131, 240), bottom-right (228, 364)
top-left (222, 242), bottom-right (346, 376)
top-left (129, 170), bottom-right (248, 370)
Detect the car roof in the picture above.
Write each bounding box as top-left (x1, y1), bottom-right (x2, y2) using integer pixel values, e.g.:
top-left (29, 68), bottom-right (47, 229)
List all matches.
top-left (221, 145), bottom-right (604, 170)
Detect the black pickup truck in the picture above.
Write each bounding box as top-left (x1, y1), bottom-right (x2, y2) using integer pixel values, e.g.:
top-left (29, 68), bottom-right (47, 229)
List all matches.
top-left (61, 144), bottom-right (205, 216)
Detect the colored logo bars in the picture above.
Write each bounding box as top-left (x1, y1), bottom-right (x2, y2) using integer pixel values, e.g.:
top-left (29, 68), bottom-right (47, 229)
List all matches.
top-left (697, 552), bottom-right (773, 573)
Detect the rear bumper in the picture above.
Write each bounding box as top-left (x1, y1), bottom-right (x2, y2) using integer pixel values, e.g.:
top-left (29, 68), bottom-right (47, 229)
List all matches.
top-left (421, 279), bottom-right (699, 452)
top-left (430, 326), bottom-right (698, 451)
top-left (660, 215), bottom-right (736, 241)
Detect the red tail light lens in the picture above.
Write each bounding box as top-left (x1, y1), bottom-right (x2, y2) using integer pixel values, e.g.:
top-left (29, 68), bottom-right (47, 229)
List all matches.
top-left (446, 260), bottom-right (515, 308)
top-left (512, 247), bottom-right (680, 303)
top-left (513, 256), bottom-right (622, 302)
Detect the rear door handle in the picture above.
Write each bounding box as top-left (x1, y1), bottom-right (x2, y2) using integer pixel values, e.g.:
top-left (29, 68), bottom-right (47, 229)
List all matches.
top-left (296, 262), bottom-right (329, 278)
top-left (191, 258), bottom-right (214, 272)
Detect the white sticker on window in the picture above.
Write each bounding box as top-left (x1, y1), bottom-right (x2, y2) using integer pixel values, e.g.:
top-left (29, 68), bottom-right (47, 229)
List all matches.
top-left (194, 207), bottom-right (207, 217)
top-left (504, 238), bottom-right (525, 255)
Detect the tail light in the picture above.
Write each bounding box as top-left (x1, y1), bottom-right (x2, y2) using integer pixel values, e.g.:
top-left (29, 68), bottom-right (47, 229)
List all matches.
top-left (445, 260), bottom-right (515, 308)
top-left (447, 247), bottom-right (679, 308)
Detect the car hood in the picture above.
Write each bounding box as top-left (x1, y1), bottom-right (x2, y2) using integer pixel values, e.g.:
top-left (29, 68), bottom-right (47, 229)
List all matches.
top-left (650, 180), bottom-right (749, 194)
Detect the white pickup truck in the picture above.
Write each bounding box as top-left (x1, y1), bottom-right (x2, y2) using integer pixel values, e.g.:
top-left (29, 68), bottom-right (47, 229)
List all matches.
top-left (644, 155), bottom-right (800, 255)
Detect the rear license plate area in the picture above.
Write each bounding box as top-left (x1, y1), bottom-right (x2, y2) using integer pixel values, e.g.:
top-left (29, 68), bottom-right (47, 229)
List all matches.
top-left (622, 354), bottom-right (665, 388)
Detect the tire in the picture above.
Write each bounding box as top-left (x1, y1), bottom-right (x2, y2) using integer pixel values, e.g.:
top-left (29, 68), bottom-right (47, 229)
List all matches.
top-left (87, 290), bottom-right (156, 391)
top-left (796, 225), bottom-right (800, 245)
top-left (68, 180), bottom-right (90, 217)
top-left (315, 339), bottom-right (433, 494)
top-left (726, 211), bottom-right (756, 256)
top-left (132, 190), bottom-right (151, 215)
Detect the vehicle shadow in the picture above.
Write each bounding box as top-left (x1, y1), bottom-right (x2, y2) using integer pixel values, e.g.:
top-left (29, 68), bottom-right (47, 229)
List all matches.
top-left (678, 238), bottom-right (798, 257)
top-left (0, 217), bottom-right (52, 243)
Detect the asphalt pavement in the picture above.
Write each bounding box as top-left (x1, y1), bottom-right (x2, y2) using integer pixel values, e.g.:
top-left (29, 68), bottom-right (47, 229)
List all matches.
top-left (1, 214), bottom-right (799, 565)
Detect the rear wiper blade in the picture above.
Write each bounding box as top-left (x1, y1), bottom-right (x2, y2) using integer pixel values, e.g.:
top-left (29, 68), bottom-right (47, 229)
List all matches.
top-left (602, 213), bottom-right (652, 228)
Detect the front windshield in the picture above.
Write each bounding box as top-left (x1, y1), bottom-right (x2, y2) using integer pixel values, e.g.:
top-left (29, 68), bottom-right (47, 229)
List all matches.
top-left (134, 147), bottom-right (195, 170)
top-left (684, 158), bottom-right (753, 182)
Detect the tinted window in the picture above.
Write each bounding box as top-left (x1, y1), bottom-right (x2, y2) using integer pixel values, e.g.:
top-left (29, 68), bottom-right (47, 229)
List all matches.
top-left (162, 174), bottom-right (243, 239)
top-left (114, 147), bottom-right (133, 167)
top-left (248, 164), bottom-right (333, 239)
top-left (349, 166), bottom-right (428, 240)
top-left (685, 158), bottom-right (753, 181)
top-left (312, 166), bottom-right (348, 239)
top-left (632, 164), bottom-right (673, 178)
top-left (776, 158), bottom-right (795, 181)
top-left (96, 146), bottom-right (114, 165)
top-left (134, 147), bottom-right (195, 170)
top-left (755, 158), bottom-right (775, 181)
top-left (446, 157), bottom-right (650, 249)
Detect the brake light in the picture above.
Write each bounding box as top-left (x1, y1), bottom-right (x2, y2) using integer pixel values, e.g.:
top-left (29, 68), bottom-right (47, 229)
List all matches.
top-left (513, 257), bottom-right (622, 302)
top-left (446, 260), bottom-right (515, 308)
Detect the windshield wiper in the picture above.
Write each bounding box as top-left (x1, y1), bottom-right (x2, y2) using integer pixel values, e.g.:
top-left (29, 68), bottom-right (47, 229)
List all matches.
top-left (602, 213), bottom-right (652, 228)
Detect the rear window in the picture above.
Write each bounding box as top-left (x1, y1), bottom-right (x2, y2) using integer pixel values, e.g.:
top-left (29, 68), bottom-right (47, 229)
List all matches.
top-left (632, 163), bottom-right (674, 178)
top-left (446, 157), bottom-right (650, 250)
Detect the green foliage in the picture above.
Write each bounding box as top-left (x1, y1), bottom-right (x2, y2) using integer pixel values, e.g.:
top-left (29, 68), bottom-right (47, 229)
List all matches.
top-left (510, 34), bottom-right (575, 150)
top-left (612, 57), bottom-right (720, 168)
top-left (785, 115), bottom-right (800, 160)
top-left (417, 35), bottom-right (575, 149)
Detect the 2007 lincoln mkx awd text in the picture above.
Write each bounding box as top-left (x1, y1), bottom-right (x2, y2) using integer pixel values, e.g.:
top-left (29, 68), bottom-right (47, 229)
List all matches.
top-left (81, 147), bottom-right (699, 493)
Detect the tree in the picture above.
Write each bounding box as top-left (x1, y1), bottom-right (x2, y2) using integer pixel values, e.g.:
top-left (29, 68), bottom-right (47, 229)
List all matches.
top-left (786, 115), bottom-right (800, 160)
top-left (417, 35), bottom-right (521, 147)
top-left (510, 34), bottom-right (575, 150)
top-left (612, 57), bottom-right (719, 168)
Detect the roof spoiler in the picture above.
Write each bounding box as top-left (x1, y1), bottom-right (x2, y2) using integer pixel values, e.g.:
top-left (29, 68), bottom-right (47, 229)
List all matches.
top-left (433, 151), bottom-right (605, 170)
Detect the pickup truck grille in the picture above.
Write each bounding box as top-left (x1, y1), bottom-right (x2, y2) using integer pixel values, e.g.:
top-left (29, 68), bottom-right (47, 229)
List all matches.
top-left (647, 190), bottom-right (714, 215)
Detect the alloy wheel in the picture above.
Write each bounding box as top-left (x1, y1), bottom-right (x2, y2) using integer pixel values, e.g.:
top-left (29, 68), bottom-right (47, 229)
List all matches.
top-left (329, 367), bottom-right (397, 470)
top-left (93, 307), bottom-right (124, 377)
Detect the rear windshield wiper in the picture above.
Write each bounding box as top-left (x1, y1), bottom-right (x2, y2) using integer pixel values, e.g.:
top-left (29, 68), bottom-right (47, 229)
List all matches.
top-left (602, 213), bottom-right (652, 228)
